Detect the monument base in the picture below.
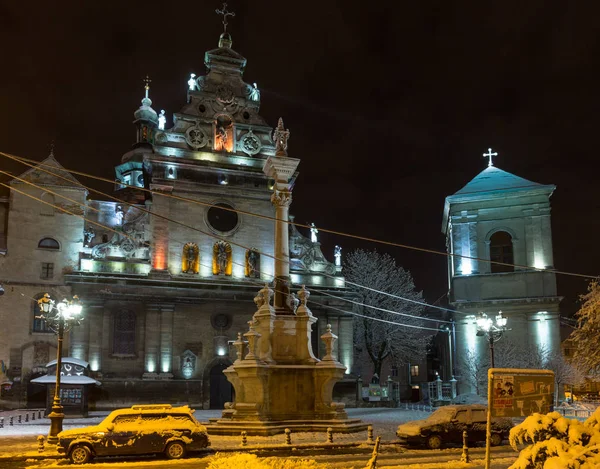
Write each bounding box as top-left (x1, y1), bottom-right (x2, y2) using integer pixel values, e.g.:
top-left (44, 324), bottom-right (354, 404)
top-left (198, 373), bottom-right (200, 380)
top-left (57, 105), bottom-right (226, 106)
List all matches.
top-left (205, 417), bottom-right (369, 436)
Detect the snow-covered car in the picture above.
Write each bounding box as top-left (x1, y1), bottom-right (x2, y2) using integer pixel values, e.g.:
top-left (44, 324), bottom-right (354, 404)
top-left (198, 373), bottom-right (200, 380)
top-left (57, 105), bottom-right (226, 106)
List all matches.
top-left (396, 404), bottom-right (513, 449)
top-left (57, 404), bottom-right (210, 464)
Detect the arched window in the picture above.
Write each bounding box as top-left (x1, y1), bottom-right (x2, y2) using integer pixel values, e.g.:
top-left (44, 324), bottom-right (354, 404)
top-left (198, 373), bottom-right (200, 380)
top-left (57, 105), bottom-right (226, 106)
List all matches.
top-left (489, 231), bottom-right (514, 273)
top-left (113, 310), bottom-right (136, 356)
top-left (38, 238), bottom-right (60, 250)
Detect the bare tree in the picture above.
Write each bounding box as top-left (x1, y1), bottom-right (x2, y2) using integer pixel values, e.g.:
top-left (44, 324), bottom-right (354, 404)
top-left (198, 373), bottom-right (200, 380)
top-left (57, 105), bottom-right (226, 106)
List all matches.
top-left (571, 280), bottom-right (600, 376)
top-left (344, 249), bottom-right (430, 378)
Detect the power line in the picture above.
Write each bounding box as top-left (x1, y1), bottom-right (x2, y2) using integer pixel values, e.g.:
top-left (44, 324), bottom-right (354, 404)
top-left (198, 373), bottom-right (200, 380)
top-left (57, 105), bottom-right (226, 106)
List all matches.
top-left (1, 150), bottom-right (595, 281)
top-left (1, 176), bottom-right (445, 333)
top-left (3, 153), bottom-right (459, 318)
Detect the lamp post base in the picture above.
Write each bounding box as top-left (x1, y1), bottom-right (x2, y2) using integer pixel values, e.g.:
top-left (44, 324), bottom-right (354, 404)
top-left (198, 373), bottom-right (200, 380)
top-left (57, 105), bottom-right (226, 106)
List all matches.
top-left (46, 399), bottom-right (64, 445)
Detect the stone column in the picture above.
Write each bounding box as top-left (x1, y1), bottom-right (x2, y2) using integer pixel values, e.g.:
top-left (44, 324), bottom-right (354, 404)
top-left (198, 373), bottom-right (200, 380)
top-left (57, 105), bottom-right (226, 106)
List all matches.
top-left (541, 212), bottom-right (554, 268)
top-left (143, 304), bottom-right (160, 378)
top-left (87, 305), bottom-right (103, 372)
top-left (338, 316), bottom-right (354, 375)
top-left (148, 187), bottom-right (172, 274)
top-left (159, 304), bottom-right (174, 377)
top-left (262, 118), bottom-right (300, 312)
top-left (70, 309), bottom-right (89, 362)
top-left (101, 306), bottom-right (111, 368)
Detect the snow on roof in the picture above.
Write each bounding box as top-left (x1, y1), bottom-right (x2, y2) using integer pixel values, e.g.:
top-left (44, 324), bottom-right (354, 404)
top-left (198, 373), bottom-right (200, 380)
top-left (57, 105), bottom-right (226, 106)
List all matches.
top-left (46, 357), bottom-right (89, 368)
top-left (452, 166), bottom-right (545, 196)
top-left (30, 375), bottom-right (100, 385)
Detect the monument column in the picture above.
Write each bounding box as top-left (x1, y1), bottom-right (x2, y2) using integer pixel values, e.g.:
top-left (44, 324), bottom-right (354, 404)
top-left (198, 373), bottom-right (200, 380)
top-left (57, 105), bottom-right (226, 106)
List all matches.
top-left (263, 118), bottom-right (300, 311)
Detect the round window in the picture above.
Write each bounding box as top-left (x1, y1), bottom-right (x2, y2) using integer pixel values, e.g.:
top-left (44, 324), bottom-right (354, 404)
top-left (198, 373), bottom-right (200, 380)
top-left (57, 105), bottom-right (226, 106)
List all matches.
top-left (207, 203), bottom-right (238, 233)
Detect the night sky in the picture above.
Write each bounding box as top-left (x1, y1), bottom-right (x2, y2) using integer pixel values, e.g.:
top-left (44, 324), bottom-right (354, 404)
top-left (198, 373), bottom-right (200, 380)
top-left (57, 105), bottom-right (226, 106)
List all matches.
top-left (1, 2), bottom-right (599, 315)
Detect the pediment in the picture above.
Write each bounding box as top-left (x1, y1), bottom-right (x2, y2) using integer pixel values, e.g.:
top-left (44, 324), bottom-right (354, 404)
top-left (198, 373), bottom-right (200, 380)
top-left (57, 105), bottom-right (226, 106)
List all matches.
top-left (12, 155), bottom-right (85, 189)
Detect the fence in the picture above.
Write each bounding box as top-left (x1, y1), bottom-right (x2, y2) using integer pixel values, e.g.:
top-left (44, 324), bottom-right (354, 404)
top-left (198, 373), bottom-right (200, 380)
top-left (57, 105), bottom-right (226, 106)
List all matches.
top-left (0, 409), bottom-right (44, 428)
top-left (427, 376), bottom-right (457, 404)
top-left (555, 403), bottom-right (600, 421)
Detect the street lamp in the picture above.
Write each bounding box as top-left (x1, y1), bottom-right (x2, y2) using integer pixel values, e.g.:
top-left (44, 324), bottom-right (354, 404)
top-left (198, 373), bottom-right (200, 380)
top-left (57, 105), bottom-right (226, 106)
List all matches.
top-left (37, 293), bottom-right (83, 444)
top-left (476, 311), bottom-right (508, 368)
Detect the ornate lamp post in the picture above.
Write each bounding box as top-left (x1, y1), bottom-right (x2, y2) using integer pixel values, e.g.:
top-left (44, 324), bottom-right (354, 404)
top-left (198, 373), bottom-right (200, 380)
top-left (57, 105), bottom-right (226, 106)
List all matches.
top-left (37, 293), bottom-right (83, 444)
top-left (476, 311), bottom-right (508, 368)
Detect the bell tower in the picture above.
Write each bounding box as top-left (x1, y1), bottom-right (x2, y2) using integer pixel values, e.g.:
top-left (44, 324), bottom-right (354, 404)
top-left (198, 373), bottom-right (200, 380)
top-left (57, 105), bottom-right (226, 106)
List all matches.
top-left (443, 150), bottom-right (561, 392)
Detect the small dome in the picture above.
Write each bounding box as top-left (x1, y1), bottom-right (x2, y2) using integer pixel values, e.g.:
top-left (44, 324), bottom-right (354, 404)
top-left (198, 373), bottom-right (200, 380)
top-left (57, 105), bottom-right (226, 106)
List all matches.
top-left (218, 32), bottom-right (232, 49)
top-left (134, 96), bottom-right (158, 124)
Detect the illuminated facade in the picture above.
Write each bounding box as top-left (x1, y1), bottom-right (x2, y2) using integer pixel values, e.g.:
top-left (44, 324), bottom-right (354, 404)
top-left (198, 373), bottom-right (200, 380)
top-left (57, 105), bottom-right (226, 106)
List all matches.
top-left (443, 162), bottom-right (561, 393)
top-left (0, 32), bottom-right (354, 409)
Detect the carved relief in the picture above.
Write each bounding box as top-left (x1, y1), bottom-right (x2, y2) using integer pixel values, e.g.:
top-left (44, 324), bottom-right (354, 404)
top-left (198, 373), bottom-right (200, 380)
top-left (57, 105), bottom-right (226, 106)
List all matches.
top-left (182, 242), bottom-right (199, 274)
top-left (185, 122), bottom-right (208, 150)
top-left (214, 115), bottom-right (234, 152)
top-left (240, 129), bottom-right (262, 156)
top-left (180, 350), bottom-right (197, 379)
top-left (271, 190), bottom-right (292, 207)
top-left (212, 241), bottom-right (232, 275)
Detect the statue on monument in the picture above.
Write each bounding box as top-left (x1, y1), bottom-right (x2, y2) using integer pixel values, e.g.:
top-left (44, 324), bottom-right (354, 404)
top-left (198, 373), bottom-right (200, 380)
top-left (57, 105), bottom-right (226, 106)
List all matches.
top-left (188, 73), bottom-right (197, 91)
top-left (334, 245), bottom-right (342, 266)
top-left (250, 82), bottom-right (260, 102)
top-left (158, 110), bottom-right (166, 130)
top-left (310, 223), bottom-right (319, 243)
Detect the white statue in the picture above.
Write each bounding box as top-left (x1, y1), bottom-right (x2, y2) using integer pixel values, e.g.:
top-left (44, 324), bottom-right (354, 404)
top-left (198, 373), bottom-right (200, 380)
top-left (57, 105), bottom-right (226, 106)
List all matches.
top-left (310, 223), bottom-right (318, 243)
top-left (334, 245), bottom-right (342, 267)
top-left (188, 73), bottom-right (197, 91)
top-left (158, 110), bottom-right (166, 130)
top-left (250, 82), bottom-right (260, 101)
top-left (115, 206), bottom-right (124, 226)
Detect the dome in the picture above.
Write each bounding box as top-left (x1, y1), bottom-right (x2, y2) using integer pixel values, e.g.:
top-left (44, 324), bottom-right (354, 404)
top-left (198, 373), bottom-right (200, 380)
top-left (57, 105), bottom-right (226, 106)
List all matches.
top-left (134, 96), bottom-right (158, 124)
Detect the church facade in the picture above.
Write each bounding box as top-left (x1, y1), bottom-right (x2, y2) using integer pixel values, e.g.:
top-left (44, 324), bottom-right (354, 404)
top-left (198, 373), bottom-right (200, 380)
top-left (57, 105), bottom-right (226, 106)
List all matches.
top-left (443, 160), bottom-right (561, 394)
top-left (0, 32), bottom-right (356, 409)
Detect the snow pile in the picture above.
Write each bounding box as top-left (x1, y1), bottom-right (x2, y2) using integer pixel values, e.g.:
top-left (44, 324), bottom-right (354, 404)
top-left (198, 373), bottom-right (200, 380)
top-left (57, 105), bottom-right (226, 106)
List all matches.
top-left (508, 409), bottom-right (600, 469)
top-left (207, 453), bottom-right (331, 468)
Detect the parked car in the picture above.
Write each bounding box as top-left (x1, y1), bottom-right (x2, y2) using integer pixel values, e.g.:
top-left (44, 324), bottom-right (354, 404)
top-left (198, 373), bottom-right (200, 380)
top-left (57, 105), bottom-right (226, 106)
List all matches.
top-left (396, 404), bottom-right (513, 449)
top-left (57, 404), bottom-right (210, 464)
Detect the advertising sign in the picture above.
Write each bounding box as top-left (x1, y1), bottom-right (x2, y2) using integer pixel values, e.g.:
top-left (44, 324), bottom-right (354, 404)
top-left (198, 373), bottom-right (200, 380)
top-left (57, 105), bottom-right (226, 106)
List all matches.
top-left (489, 369), bottom-right (554, 418)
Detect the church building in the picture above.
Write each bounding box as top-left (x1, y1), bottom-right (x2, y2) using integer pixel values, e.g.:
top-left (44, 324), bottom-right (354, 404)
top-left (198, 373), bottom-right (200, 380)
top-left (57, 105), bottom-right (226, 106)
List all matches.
top-left (0, 30), bottom-right (356, 409)
top-left (443, 153), bottom-right (561, 393)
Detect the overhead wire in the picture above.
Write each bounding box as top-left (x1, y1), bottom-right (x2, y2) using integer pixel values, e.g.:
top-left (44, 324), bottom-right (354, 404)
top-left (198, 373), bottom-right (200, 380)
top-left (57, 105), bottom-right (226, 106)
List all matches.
top-left (2, 154), bottom-right (459, 319)
top-left (1, 174), bottom-right (446, 333)
top-left (1, 150), bottom-right (596, 280)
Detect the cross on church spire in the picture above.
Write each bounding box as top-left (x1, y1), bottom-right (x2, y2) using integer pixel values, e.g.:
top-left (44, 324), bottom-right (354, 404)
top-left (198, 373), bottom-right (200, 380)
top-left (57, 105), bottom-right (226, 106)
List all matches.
top-left (143, 75), bottom-right (151, 99)
top-left (215, 2), bottom-right (235, 33)
top-left (483, 147), bottom-right (498, 167)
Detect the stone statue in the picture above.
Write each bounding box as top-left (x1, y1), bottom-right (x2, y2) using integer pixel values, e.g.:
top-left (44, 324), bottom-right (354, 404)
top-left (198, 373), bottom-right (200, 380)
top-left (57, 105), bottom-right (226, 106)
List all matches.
top-left (310, 223), bottom-right (318, 243)
top-left (246, 249), bottom-right (259, 278)
top-left (115, 206), bottom-right (124, 226)
top-left (158, 110), bottom-right (166, 130)
top-left (188, 73), bottom-right (197, 91)
top-left (250, 82), bottom-right (260, 101)
top-left (83, 228), bottom-right (95, 247)
top-left (334, 245), bottom-right (342, 267)
top-left (216, 124), bottom-right (228, 149)
top-left (217, 243), bottom-right (228, 274)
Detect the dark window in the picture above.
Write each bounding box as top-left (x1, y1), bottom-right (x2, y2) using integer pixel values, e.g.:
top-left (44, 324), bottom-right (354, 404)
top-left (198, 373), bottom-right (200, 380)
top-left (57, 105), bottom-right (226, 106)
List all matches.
top-left (38, 238), bottom-right (59, 250)
top-left (391, 366), bottom-right (399, 377)
top-left (40, 263), bottom-right (54, 279)
top-left (207, 203), bottom-right (238, 233)
top-left (32, 298), bottom-right (51, 333)
top-left (489, 231), bottom-right (514, 273)
top-left (113, 310), bottom-right (136, 355)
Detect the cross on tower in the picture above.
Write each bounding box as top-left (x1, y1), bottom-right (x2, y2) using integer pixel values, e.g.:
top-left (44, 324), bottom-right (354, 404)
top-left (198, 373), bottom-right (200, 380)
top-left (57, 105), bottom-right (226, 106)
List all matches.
top-left (483, 147), bottom-right (498, 167)
top-left (215, 2), bottom-right (235, 32)
top-left (143, 75), bottom-right (151, 99)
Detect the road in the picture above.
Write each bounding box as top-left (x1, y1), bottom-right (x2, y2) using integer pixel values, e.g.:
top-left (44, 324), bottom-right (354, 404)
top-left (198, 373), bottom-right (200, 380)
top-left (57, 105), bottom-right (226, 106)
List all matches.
top-left (10, 445), bottom-right (518, 469)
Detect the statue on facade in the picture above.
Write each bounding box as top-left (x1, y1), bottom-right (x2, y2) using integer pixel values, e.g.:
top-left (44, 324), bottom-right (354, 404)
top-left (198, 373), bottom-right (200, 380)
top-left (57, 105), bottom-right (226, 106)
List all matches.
top-left (246, 249), bottom-right (260, 278)
top-left (83, 228), bottom-right (95, 247)
top-left (213, 241), bottom-right (231, 275)
top-left (183, 242), bottom-right (199, 274)
top-left (250, 82), bottom-right (260, 102)
top-left (334, 245), bottom-right (342, 267)
top-left (115, 206), bottom-right (124, 226)
top-left (188, 73), bottom-right (197, 91)
top-left (158, 110), bottom-right (166, 130)
top-left (216, 124), bottom-right (228, 150)
top-left (310, 223), bottom-right (318, 243)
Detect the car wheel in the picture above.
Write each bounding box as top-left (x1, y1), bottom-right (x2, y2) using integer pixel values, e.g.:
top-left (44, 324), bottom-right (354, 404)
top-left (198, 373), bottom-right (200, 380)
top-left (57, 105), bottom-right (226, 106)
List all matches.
top-left (426, 434), bottom-right (443, 449)
top-left (490, 432), bottom-right (503, 446)
top-left (69, 444), bottom-right (92, 464)
top-left (165, 441), bottom-right (186, 459)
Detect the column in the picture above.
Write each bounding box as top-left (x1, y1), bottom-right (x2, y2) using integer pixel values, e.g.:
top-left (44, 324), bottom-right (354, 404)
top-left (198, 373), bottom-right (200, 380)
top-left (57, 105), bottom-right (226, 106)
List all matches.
top-left (338, 316), bottom-right (354, 374)
top-left (271, 189), bottom-right (292, 309)
top-left (541, 213), bottom-right (554, 268)
top-left (143, 304), bottom-right (160, 378)
top-left (159, 304), bottom-right (174, 377)
top-left (147, 190), bottom-right (172, 273)
top-left (70, 309), bottom-right (90, 362)
top-left (87, 306), bottom-right (103, 372)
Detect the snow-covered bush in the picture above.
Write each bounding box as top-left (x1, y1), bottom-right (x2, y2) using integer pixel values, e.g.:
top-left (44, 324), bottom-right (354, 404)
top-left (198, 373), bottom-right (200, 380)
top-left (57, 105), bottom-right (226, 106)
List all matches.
top-left (509, 410), bottom-right (600, 469)
top-left (207, 452), bottom-right (332, 469)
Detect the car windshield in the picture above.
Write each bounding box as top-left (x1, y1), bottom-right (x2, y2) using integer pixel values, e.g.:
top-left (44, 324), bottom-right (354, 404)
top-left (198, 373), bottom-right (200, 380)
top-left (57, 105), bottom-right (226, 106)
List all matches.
top-left (426, 407), bottom-right (456, 423)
